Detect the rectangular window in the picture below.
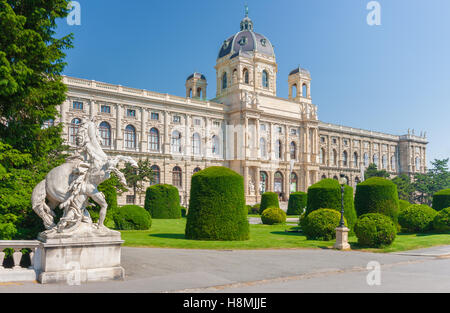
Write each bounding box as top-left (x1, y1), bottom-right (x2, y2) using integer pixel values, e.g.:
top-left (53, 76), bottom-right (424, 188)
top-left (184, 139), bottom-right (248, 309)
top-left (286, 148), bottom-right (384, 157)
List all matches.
top-left (213, 121), bottom-right (220, 128)
top-left (260, 124), bottom-right (266, 132)
top-left (126, 195), bottom-right (135, 204)
top-left (194, 118), bottom-right (201, 126)
top-left (290, 128), bottom-right (297, 135)
top-left (73, 101), bottom-right (83, 110)
top-left (151, 112), bottom-right (159, 120)
top-left (101, 105), bottom-right (111, 114)
top-left (127, 109), bottom-right (136, 117)
top-left (173, 115), bottom-right (181, 123)
top-left (278, 126), bottom-right (283, 134)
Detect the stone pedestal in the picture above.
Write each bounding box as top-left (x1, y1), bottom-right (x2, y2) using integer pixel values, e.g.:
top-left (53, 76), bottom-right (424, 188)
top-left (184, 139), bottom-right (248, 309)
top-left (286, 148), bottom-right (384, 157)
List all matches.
top-left (333, 226), bottom-right (351, 250)
top-left (34, 224), bottom-right (125, 284)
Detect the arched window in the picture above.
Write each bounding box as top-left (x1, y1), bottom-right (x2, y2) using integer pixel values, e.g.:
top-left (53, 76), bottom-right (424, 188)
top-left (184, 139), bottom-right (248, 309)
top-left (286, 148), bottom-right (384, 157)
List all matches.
top-left (291, 84), bottom-right (297, 98)
top-left (391, 156), bottom-right (396, 171)
top-left (193, 167), bottom-right (201, 174)
top-left (151, 165), bottom-right (160, 185)
top-left (364, 153), bottom-right (369, 167)
top-left (415, 157), bottom-right (421, 171)
top-left (275, 140), bottom-right (283, 160)
top-left (260, 171), bottom-right (268, 194)
top-left (171, 131), bottom-right (182, 153)
top-left (124, 125), bottom-right (136, 149)
top-left (332, 149), bottom-right (338, 166)
top-left (343, 151), bottom-right (348, 166)
top-left (290, 142), bottom-right (296, 160)
top-left (232, 69), bottom-right (237, 85)
top-left (274, 172), bottom-right (283, 194)
top-left (196, 87), bottom-right (202, 98)
top-left (172, 166), bottom-right (182, 187)
top-left (353, 152), bottom-right (359, 168)
top-left (149, 127), bottom-right (160, 152)
top-left (262, 70), bottom-right (269, 88)
top-left (222, 72), bottom-right (227, 90)
top-left (260, 138), bottom-right (267, 159)
top-left (382, 155), bottom-right (387, 169)
top-left (290, 172), bottom-right (298, 192)
top-left (333, 176), bottom-right (339, 180)
top-left (373, 154), bottom-right (379, 167)
top-left (320, 148), bottom-right (325, 164)
top-left (99, 122), bottom-right (111, 147)
top-left (69, 118), bottom-right (81, 144)
top-left (212, 135), bottom-right (220, 156)
top-left (192, 133), bottom-right (201, 155)
top-left (321, 174), bottom-right (327, 180)
top-left (243, 68), bottom-right (249, 84)
top-left (302, 84), bottom-right (307, 97)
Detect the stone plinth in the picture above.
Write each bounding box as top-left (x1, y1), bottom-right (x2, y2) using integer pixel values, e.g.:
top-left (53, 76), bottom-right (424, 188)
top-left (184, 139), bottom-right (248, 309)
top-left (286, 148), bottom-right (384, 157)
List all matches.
top-left (333, 226), bottom-right (351, 250)
top-left (34, 224), bottom-right (125, 284)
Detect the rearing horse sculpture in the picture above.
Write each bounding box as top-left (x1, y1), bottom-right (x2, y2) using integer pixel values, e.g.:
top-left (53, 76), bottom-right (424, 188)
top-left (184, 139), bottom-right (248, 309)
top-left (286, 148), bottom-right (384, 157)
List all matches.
top-left (31, 120), bottom-right (138, 234)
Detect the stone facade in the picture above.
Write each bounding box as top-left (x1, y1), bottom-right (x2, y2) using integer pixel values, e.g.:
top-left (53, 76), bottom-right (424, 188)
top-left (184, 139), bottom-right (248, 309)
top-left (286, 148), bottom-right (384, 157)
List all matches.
top-left (57, 13), bottom-right (427, 207)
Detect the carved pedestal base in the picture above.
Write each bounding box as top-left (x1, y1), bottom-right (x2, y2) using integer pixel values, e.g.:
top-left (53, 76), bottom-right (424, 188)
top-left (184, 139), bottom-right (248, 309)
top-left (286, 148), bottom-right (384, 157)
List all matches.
top-left (34, 224), bottom-right (125, 284)
top-left (333, 226), bottom-right (351, 250)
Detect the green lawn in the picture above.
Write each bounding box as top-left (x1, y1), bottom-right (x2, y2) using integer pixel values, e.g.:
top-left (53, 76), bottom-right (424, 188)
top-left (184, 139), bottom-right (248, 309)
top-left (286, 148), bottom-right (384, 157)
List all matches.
top-left (120, 218), bottom-right (450, 253)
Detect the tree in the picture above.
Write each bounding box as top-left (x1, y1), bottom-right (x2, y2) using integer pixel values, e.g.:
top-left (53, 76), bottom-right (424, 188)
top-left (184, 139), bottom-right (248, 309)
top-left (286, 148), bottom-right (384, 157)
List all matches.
top-left (0, 0), bottom-right (73, 160)
top-left (364, 163), bottom-right (390, 180)
top-left (0, 0), bottom-right (73, 239)
top-left (120, 158), bottom-right (154, 204)
top-left (414, 159), bottom-right (450, 205)
top-left (391, 174), bottom-right (415, 202)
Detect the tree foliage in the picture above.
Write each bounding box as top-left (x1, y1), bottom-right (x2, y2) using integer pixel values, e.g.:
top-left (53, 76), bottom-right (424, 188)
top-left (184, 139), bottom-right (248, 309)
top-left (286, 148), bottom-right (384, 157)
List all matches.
top-left (365, 163), bottom-right (390, 180)
top-left (120, 158), bottom-right (154, 203)
top-left (414, 159), bottom-right (450, 205)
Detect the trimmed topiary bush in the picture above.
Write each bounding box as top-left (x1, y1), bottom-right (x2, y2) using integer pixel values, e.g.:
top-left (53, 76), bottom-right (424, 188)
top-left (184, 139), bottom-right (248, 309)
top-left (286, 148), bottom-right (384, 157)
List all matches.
top-left (261, 207), bottom-right (287, 225)
top-left (185, 167), bottom-right (249, 241)
top-left (354, 213), bottom-right (397, 248)
top-left (355, 177), bottom-right (400, 224)
top-left (433, 207), bottom-right (450, 232)
top-left (287, 192), bottom-right (307, 216)
top-left (246, 205), bottom-right (253, 214)
top-left (306, 179), bottom-right (357, 230)
top-left (398, 204), bottom-right (437, 233)
top-left (432, 189), bottom-right (450, 212)
top-left (399, 199), bottom-right (412, 211)
top-left (113, 205), bottom-right (152, 230)
top-left (260, 192), bottom-right (280, 214)
top-left (145, 184), bottom-right (181, 219)
top-left (302, 209), bottom-right (346, 241)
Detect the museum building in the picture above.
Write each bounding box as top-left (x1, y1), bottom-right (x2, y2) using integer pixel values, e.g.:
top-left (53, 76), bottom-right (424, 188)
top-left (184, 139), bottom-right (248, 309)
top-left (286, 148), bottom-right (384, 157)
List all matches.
top-left (57, 12), bottom-right (428, 206)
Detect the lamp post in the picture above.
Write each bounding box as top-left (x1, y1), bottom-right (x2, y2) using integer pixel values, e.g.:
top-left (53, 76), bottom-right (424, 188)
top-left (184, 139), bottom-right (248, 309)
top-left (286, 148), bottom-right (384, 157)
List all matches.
top-left (333, 175), bottom-right (351, 250)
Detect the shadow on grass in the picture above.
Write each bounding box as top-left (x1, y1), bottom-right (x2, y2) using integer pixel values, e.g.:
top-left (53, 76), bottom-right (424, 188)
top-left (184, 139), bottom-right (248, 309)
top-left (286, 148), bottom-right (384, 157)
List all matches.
top-left (149, 233), bottom-right (186, 240)
top-left (270, 231), bottom-right (303, 237)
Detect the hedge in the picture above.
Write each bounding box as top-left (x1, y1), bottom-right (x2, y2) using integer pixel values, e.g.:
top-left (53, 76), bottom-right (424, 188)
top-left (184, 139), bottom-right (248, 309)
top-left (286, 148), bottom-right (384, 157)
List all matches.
top-left (261, 207), bottom-right (286, 225)
top-left (433, 207), bottom-right (450, 232)
top-left (306, 179), bottom-right (357, 230)
top-left (432, 189), bottom-right (450, 212)
top-left (398, 204), bottom-right (437, 233)
top-left (399, 199), bottom-right (412, 211)
top-left (287, 192), bottom-right (307, 216)
top-left (144, 184), bottom-right (181, 219)
top-left (113, 205), bottom-right (152, 230)
top-left (302, 209), bottom-right (345, 241)
top-left (355, 177), bottom-right (400, 224)
top-left (354, 213), bottom-right (397, 248)
top-left (185, 167), bottom-right (249, 241)
top-left (259, 192), bottom-right (280, 214)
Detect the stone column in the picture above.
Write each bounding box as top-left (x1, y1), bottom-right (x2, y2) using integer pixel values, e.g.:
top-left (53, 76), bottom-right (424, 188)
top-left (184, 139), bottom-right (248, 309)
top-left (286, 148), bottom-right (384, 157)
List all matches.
top-left (140, 108), bottom-right (147, 152)
top-left (255, 119), bottom-right (260, 159)
top-left (115, 104), bottom-right (123, 150)
top-left (164, 111), bottom-right (170, 154)
top-left (185, 114), bottom-right (191, 158)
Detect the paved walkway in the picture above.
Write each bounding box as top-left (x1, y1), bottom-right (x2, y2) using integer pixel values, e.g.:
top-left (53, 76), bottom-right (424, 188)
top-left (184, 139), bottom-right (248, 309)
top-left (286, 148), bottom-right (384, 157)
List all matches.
top-left (0, 245), bottom-right (449, 293)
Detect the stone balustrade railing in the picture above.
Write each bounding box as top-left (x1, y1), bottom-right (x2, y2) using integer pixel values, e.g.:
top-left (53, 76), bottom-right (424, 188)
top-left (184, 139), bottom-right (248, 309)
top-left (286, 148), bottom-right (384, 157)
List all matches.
top-left (0, 240), bottom-right (40, 270)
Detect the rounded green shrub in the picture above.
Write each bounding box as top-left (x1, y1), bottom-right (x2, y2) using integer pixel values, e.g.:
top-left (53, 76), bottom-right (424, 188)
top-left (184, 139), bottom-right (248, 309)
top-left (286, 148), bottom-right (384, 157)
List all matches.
top-left (287, 192), bottom-right (307, 216)
top-left (113, 205), bottom-right (152, 230)
top-left (246, 205), bottom-right (253, 214)
top-left (432, 189), bottom-right (450, 212)
top-left (261, 207), bottom-right (287, 225)
top-left (185, 167), bottom-right (249, 241)
top-left (259, 192), bottom-right (280, 214)
top-left (354, 213), bottom-right (397, 248)
top-left (355, 177), bottom-right (400, 224)
top-left (399, 199), bottom-right (412, 211)
top-left (306, 179), bottom-right (356, 230)
top-left (251, 204), bottom-right (260, 214)
top-left (144, 184), bottom-right (181, 219)
top-left (398, 204), bottom-right (437, 233)
top-left (302, 209), bottom-right (346, 241)
top-left (433, 207), bottom-right (450, 232)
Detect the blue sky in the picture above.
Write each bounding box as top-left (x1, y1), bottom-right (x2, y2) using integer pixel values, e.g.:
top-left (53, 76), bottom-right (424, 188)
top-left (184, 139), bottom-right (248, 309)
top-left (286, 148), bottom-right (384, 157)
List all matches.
top-left (57, 0), bottom-right (450, 166)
